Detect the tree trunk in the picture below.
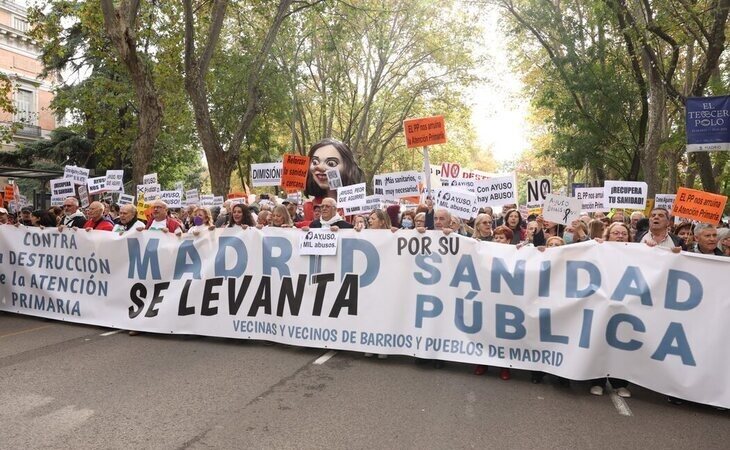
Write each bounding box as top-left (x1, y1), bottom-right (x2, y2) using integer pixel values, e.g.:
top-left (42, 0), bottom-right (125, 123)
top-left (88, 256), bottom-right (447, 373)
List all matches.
top-left (100, 0), bottom-right (163, 188)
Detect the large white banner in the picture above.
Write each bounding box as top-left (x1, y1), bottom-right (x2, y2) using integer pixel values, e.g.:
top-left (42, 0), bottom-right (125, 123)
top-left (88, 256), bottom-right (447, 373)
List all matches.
top-left (0, 227), bottom-right (728, 408)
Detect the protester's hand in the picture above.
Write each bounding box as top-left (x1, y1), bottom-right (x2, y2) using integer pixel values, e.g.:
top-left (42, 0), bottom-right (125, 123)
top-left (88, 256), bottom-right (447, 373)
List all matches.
top-left (644, 240), bottom-right (657, 247)
top-left (256, 224), bottom-right (264, 230)
top-left (537, 246), bottom-right (546, 252)
top-left (301, 226), bottom-right (310, 232)
top-left (174, 229), bottom-right (183, 237)
top-left (57, 225), bottom-right (64, 233)
top-left (442, 227), bottom-right (453, 236)
top-left (161, 227), bottom-right (169, 233)
top-left (208, 225), bottom-right (216, 231)
top-left (39, 226), bottom-right (45, 230)
top-left (241, 225), bottom-right (249, 230)
top-left (390, 226), bottom-right (398, 233)
top-left (354, 222), bottom-right (364, 232)
top-left (416, 226), bottom-right (427, 234)
top-left (192, 229), bottom-right (200, 236)
top-left (536, 215), bottom-right (544, 228)
top-left (671, 246), bottom-right (681, 254)
top-left (85, 227), bottom-right (92, 232)
top-left (282, 224), bottom-right (291, 228)
top-left (330, 225), bottom-right (340, 232)
top-left (594, 238), bottom-right (604, 243)
top-left (135, 226), bottom-right (145, 232)
top-left (13, 222), bottom-right (20, 228)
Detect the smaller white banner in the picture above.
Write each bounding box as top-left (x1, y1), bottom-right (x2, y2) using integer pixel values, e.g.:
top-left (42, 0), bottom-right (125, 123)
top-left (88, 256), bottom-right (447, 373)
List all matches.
top-left (137, 184), bottom-right (161, 201)
top-left (655, 194), bottom-right (676, 211)
top-left (160, 191), bottom-right (183, 208)
top-left (603, 181), bottom-right (647, 209)
top-left (105, 170), bottom-right (124, 192)
top-left (174, 181), bottom-right (184, 192)
top-left (78, 185), bottom-right (90, 208)
top-left (201, 195), bottom-right (214, 206)
top-left (50, 195), bottom-right (64, 207)
top-left (435, 188), bottom-right (479, 220)
top-left (574, 187), bottom-right (606, 212)
top-left (299, 229), bottom-right (338, 255)
top-left (526, 177), bottom-right (552, 208)
top-left (475, 174), bottom-right (517, 207)
top-left (63, 165), bottom-right (89, 185)
top-left (338, 183), bottom-right (367, 215)
top-left (50, 178), bottom-right (75, 197)
top-left (250, 162), bottom-right (282, 187)
top-left (382, 171), bottom-right (420, 199)
top-left (213, 196), bottom-right (225, 206)
top-left (87, 176), bottom-right (107, 195)
top-left (143, 173), bottom-right (158, 185)
top-left (373, 175), bottom-right (385, 197)
top-left (327, 169), bottom-right (343, 189)
top-left (543, 194), bottom-right (582, 225)
top-left (118, 194), bottom-right (134, 205)
top-left (442, 178), bottom-right (476, 192)
top-left (185, 189), bottom-right (200, 204)
top-left (344, 195), bottom-right (382, 216)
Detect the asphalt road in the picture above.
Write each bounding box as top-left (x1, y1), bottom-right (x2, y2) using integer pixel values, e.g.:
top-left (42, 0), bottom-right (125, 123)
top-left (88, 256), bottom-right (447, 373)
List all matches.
top-left (1, 312), bottom-right (727, 450)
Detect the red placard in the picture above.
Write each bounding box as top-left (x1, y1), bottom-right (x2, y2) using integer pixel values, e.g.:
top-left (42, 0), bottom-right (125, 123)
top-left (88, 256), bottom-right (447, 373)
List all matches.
top-left (403, 115), bottom-right (447, 148)
top-left (672, 187), bottom-right (727, 224)
top-left (281, 154), bottom-right (310, 192)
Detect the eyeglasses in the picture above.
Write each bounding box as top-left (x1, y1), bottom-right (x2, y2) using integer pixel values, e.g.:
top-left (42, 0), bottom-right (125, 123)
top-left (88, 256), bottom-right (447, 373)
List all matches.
top-left (609, 231), bottom-right (629, 236)
top-left (63, 205), bottom-right (74, 208)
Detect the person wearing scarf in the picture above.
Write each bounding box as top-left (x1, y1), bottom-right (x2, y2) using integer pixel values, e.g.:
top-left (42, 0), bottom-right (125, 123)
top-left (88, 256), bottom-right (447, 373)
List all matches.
top-left (112, 204), bottom-right (147, 233)
top-left (305, 198), bottom-right (353, 230)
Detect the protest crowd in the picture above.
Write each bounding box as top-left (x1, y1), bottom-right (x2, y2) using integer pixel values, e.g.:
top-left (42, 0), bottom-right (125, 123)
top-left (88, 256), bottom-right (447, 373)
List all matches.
top-left (1, 138), bottom-right (729, 411)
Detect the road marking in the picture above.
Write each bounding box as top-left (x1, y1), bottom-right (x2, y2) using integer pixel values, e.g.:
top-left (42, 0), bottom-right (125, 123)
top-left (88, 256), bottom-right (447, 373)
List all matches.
top-left (608, 388), bottom-right (634, 416)
top-left (0, 325), bottom-right (52, 339)
top-left (313, 350), bottom-right (337, 365)
top-left (99, 330), bottom-right (123, 336)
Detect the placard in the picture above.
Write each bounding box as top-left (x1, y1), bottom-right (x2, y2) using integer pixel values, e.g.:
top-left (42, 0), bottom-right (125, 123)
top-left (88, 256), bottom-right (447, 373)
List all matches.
top-left (64, 165), bottom-right (90, 185)
top-left (403, 115), bottom-right (447, 148)
top-left (50, 178), bottom-right (75, 198)
top-left (3, 184), bottom-right (14, 202)
top-left (381, 171), bottom-right (420, 199)
top-left (654, 194), bottom-right (676, 211)
top-left (78, 185), bottom-right (90, 208)
top-left (143, 173), bottom-right (158, 185)
top-left (137, 183), bottom-right (161, 202)
top-left (50, 195), bottom-right (64, 207)
top-left (281, 154), bottom-right (309, 192)
top-left (686, 95), bottom-right (730, 152)
top-left (672, 187), bottom-right (727, 224)
top-left (200, 194), bottom-right (214, 206)
top-left (526, 177), bottom-right (551, 207)
top-left (574, 187), bottom-right (606, 212)
top-left (442, 178), bottom-right (476, 192)
top-left (299, 229), bottom-right (338, 255)
top-left (337, 183), bottom-right (367, 215)
top-left (434, 188), bottom-right (479, 219)
top-left (327, 168), bottom-right (343, 189)
top-left (87, 176), bottom-right (107, 195)
top-left (542, 194), bottom-right (582, 225)
top-left (174, 181), bottom-right (184, 192)
top-left (213, 196), bottom-right (225, 206)
top-left (251, 162), bottom-right (283, 187)
top-left (373, 175), bottom-right (385, 197)
top-left (474, 174), bottom-right (517, 207)
top-left (603, 181), bottom-right (647, 209)
top-left (343, 195), bottom-right (383, 216)
top-left (160, 190), bottom-right (183, 209)
top-left (118, 194), bottom-right (135, 205)
top-left (185, 189), bottom-right (200, 204)
top-left (105, 170), bottom-right (124, 192)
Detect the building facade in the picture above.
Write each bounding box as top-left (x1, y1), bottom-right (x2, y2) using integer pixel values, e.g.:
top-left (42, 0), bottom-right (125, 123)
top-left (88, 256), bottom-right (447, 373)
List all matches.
top-left (0, 0), bottom-right (56, 153)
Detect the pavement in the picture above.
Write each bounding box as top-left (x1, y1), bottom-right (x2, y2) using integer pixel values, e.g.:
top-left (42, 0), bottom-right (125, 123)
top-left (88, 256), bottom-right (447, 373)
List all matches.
top-left (1, 312), bottom-right (727, 450)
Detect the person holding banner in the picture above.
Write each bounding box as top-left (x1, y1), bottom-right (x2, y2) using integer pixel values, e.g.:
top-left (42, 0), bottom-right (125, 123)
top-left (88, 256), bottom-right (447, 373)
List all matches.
top-left (503, 209), bottom-right (526, 245)
top-left (672, 222), bottom-right (694, 248)
top-left (113, 204), bottom-right (146, 233)
top-left (368, 209), bottom-right (393, 231)
top-left (83, 202), bottom-right (114, 231)
top-left (31, 209), bottom-right (57, 228)
top-left (227, 204), bottom-right (256, 228)
top-left (637, 208), bottom-right (683, 250)
top-left (60, 197), bottom-right (86, 229)
top-left (305, 197), bottom-right (353, 230)
top-left (146, 200), bottom-right (182, 233)
top-left (0, 207), bottom-right (8, 225)
top-left (267, 205), bottom-right (293, 228)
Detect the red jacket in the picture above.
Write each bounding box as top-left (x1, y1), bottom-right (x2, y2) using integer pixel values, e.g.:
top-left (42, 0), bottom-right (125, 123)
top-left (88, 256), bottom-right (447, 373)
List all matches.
top-left (84, 218), bottom-right (114, 231)
top-left (145, 217), bottom-right (181, 233)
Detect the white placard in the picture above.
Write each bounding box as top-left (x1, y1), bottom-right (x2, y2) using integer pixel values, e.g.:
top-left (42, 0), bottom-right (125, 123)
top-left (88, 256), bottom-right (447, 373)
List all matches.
top-left (160, 190), bottom-right (183, 208)
top-left (174, 181), bottom-right (184, 192)
top-left (474, 174), bottom-right (517, 207)
top-left (543, 194), bottom-right (582, 225)
top-left (299, 229), bottom-right (338, 255)
top-left (327, 168), bottom-right (343, 189)
top-left (382, 171), bottom-right (420, 199)
top-left (143, 173), bottom-right (158, 185)
top-left (442, 178), bottom-right (476, 192)
top-left (137, 183), bottom-right (161, 201)
top-left (63, 165), bottom-right (90, 185)
top-left (201, 194), bottom-right (214, 206)
top-left (78, 185), bottom-right (90, 208)
top-left (105, 170), bottom-right (124, 192)
top-left (655, 194), bottom-right (677, 211)
top-left (118, 194), bottom-right (134, 205)
top-left (344, 195), bottom-right (383, 216)
top-left (337, 183), bottom-right (367, 215)
top-left (250, 162), bottom-right (283, 187)
top-left (373, 175), bottom-right (385, 197)
top-left (213, 196), bottom-right (225, 206)
top-left (185, 189), bottom-right (200, 204)
top-left (50, 178), bottom-right (75, 197)
top-left (434, 188), bottom-right (479, 219)
top-left (574, 187), bottom-right (606, 212)
top-left (526, 177), bottom-right (552, 208)
top-left (603, 181), bottom-right (648, 209)
top-left (50, 195), bottom-right (64, 207)
top-left (87, 176), bottom-right (107, 195)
